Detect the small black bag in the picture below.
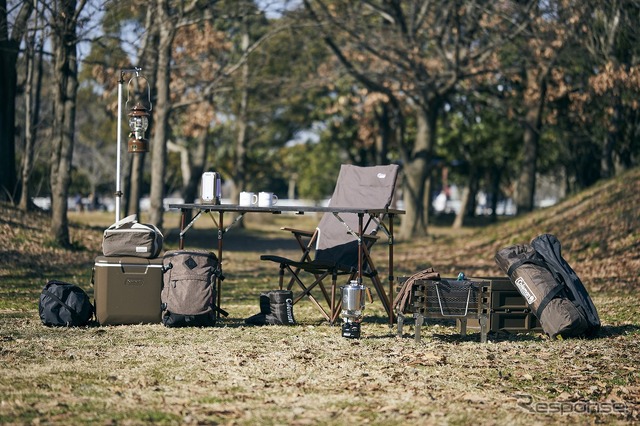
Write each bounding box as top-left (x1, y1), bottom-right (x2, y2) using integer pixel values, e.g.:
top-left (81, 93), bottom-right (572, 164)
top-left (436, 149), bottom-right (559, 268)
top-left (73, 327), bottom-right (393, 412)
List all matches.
top-left (245, 290), bottom-right (296, 326)
top-left (39, 280), bottom-right (94, 327)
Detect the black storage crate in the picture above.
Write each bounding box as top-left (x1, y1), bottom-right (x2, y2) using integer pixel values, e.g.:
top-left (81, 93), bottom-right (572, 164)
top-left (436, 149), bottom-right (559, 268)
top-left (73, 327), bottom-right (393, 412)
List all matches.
top-left (476, 277), bottom-right (542, 333)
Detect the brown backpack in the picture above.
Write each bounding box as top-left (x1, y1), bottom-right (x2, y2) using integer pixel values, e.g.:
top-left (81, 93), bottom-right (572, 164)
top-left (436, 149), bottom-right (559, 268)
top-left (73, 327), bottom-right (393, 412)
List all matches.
top-left (161, 250), bottom-right (226, 327)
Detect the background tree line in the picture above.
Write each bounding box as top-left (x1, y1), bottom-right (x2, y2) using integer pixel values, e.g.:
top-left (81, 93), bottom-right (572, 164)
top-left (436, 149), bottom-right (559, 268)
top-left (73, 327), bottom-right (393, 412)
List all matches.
top-left (1, 0), bottom-right (638, 246)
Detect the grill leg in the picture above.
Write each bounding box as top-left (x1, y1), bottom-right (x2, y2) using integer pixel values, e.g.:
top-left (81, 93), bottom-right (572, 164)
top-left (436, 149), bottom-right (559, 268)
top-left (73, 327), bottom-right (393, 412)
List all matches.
top-left (414, 313), bottom-right (424, 342)
top-left (396, 313), bottom-right (405, 337)
top-left (459, 318), bottom-right (467, 337)
top-left (479, 314), bottom-right (488, 343)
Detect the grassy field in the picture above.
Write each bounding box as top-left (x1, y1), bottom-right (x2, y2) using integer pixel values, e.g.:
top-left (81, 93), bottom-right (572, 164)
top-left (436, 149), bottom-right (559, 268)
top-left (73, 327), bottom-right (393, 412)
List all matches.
top-left (1, 169), bottom-right (639, 425)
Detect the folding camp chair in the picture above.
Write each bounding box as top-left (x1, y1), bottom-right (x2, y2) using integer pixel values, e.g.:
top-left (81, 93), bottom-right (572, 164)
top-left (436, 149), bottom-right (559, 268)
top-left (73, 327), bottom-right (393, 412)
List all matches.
top-left (260, 164), bottom-right (400, 324)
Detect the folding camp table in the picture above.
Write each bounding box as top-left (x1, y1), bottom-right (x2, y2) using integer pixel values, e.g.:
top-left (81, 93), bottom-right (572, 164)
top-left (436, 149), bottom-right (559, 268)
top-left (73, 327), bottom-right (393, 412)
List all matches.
top-left (168, 203), bottom-right (404, 325)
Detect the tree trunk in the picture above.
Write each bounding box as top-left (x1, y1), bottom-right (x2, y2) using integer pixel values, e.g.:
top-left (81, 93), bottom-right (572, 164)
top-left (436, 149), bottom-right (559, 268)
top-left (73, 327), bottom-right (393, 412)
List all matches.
top-left (0, 1), bottom-right (32, 201)
top-left (20, 30), bottom-right (44, 211)
top-left (601, 95), bottom-right (620, 179)
top-left (231, 22), bottom-right (250, 208)
top-left (489, 165), bottom-right (502, 223)
top-left (0, 38), bottom-right (19, 201)
top-left (50, 0), bottom-right (81, 247)
top-left (167, 133), bottom-right (206, 224)
top-left (126, 3), bottom-right (157, 219)
top-left (398, 107), bottom-right (436, 240)
top-left (452, 167), bottom-right (478, 229)
top-left (183, 132), bottom-right (207, 205)
top-left (149, 0), bottom-right (176, 229)
top-left (453, 186), bottom-right (470, 229)
top-left (375, 102), bottom-right (391, 165)
top-left (515, 69), bottom-right (547, 214)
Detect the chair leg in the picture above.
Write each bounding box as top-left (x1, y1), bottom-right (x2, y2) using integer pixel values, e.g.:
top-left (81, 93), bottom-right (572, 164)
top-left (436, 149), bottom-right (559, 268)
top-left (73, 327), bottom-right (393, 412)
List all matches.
top-left (330, 270), bottom-right (338, 325)
top-left (287, 266), bottom-right (332, 322)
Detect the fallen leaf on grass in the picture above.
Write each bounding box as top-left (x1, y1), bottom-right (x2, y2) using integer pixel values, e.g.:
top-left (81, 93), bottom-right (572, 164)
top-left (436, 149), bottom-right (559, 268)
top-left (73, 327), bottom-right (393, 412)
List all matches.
top-left (405, 353), bottom-right (447, 366)
top-left (462, 393), bottom-right (488, 403)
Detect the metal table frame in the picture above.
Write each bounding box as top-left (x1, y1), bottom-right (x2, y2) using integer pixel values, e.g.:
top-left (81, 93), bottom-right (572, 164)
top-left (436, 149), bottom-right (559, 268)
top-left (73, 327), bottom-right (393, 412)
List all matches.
top-left (168, 203), bottom-right (404, 325)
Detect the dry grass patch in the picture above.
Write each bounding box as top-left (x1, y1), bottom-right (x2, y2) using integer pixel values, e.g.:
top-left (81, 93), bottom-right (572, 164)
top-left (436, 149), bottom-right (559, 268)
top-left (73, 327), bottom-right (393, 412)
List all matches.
top-left (1, 169), bottom-right (639, 424)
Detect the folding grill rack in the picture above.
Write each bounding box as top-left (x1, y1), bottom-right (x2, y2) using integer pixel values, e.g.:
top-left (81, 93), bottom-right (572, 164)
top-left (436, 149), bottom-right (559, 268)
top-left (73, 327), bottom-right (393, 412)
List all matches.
top-left (397, 279), bottom-right (490, 343)
top-left (396, 277), bottom-right (543, 342)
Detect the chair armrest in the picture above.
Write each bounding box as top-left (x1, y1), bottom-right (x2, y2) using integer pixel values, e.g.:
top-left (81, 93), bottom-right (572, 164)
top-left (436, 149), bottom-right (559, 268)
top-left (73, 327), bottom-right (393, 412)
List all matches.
top-left (281, 227), bottom-right (315, 238)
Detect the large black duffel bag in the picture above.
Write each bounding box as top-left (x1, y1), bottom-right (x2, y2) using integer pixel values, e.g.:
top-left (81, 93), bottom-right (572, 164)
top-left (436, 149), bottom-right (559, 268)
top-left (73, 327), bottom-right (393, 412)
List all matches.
top-left (39, 280), bottom-right (94, 327)
top-left (495, 234), bottom-right (600, 339)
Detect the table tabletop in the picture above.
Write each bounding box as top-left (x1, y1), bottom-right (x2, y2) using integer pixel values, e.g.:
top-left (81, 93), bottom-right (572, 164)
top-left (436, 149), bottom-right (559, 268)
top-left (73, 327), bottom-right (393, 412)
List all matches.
top-left (168, 203), bottom-right (405, 215)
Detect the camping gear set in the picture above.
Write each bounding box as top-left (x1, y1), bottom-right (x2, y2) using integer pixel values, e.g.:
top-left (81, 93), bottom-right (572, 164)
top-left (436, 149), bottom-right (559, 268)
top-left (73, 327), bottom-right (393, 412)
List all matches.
top-left (260, 164), bottom-right (401, 332)
top-left (39, 152), bottom-right (600, 342)
top-left (91, 213), bottom-right (166, 326)
top-left (89, 67), bottom-right (165, 326)
top-left (396, 232), bottom-right (600, 342)
top-left (93, 171), bottom-right (221, 327)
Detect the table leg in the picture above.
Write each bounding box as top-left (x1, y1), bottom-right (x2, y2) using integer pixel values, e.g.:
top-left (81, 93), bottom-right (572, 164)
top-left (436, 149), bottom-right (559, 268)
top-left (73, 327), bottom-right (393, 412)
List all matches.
top-left (388, 213), bottom-right (395, 327)
top-left (179, 209), bottom-right (186, 249)
top-left (216, 211), bottom-right (224, 319)
top-left (357, 213), bottom-right (363, 284)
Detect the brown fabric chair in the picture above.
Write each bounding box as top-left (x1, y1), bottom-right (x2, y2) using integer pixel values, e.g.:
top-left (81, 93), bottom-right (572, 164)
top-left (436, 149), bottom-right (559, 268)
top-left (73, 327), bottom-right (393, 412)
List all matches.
top-left (260, 164), bottom-right (400, 324)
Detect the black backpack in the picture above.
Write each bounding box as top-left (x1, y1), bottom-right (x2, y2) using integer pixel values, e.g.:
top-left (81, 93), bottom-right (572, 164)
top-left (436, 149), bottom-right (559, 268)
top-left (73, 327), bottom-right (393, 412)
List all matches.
top-left (39, 280), bottom-right (94, 327)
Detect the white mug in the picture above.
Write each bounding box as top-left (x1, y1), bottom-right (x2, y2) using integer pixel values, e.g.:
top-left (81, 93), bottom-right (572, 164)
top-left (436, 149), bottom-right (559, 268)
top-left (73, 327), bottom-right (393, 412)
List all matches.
top-left (239, 191), bottom-right (258, 206)
top-left (258, 192), bottom-right (278, 207)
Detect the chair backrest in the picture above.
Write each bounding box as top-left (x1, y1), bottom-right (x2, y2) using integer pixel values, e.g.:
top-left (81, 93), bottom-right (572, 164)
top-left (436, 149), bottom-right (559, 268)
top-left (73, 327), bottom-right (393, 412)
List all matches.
top-left (314, 164), bottom-right (400, 267)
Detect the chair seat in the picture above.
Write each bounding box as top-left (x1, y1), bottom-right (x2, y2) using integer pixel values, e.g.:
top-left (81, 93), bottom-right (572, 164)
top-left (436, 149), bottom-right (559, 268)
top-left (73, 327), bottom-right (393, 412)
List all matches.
top-left (260, 255), bottom-right (356, 275)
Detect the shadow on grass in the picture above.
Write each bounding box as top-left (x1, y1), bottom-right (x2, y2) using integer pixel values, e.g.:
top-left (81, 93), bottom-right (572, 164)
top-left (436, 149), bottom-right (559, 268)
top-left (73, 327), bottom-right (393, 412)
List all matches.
top-left (598, 324), bottom-right (640, 338)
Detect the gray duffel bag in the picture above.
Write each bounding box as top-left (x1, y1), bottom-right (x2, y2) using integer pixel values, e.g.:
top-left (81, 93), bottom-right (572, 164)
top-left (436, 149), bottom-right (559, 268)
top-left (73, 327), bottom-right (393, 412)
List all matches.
top-left (102, 214), bottom-right (163, 259)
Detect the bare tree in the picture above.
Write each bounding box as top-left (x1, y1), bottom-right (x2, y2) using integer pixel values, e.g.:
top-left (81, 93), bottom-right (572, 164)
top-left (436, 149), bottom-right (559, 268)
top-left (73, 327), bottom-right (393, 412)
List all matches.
top-left (19, 0), bottom-right (44, 211)
top-left (49, 0), bottom-right (87, 246)
top-left (303, 0), bottom-right (534, 238)
top-left (0, 0), bottom-right (33, 202)
top-left (511, 1), bottom-right (590, 213)
top-left (148, 0), bottom-right (213, 228)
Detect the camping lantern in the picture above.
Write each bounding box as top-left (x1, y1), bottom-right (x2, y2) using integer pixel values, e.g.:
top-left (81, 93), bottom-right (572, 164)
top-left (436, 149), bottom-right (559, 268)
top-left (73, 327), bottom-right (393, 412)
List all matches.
top-left (114, 67), bottom-right (152, 222)
top-left (340, 281), bottom-right (366, 338)
top-left (127, 103), bottom-right (150, 153)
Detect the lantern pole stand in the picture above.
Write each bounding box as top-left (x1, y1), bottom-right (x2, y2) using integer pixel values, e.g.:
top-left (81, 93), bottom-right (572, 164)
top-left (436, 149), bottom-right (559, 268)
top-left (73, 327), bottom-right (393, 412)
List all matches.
top-left (115, 67), bottom-right (151, 222)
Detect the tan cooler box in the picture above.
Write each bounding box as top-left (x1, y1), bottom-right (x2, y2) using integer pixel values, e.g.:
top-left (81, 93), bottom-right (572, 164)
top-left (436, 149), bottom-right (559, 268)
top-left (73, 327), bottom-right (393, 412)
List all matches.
top-left (93, 256), bottom-right (163, 325)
